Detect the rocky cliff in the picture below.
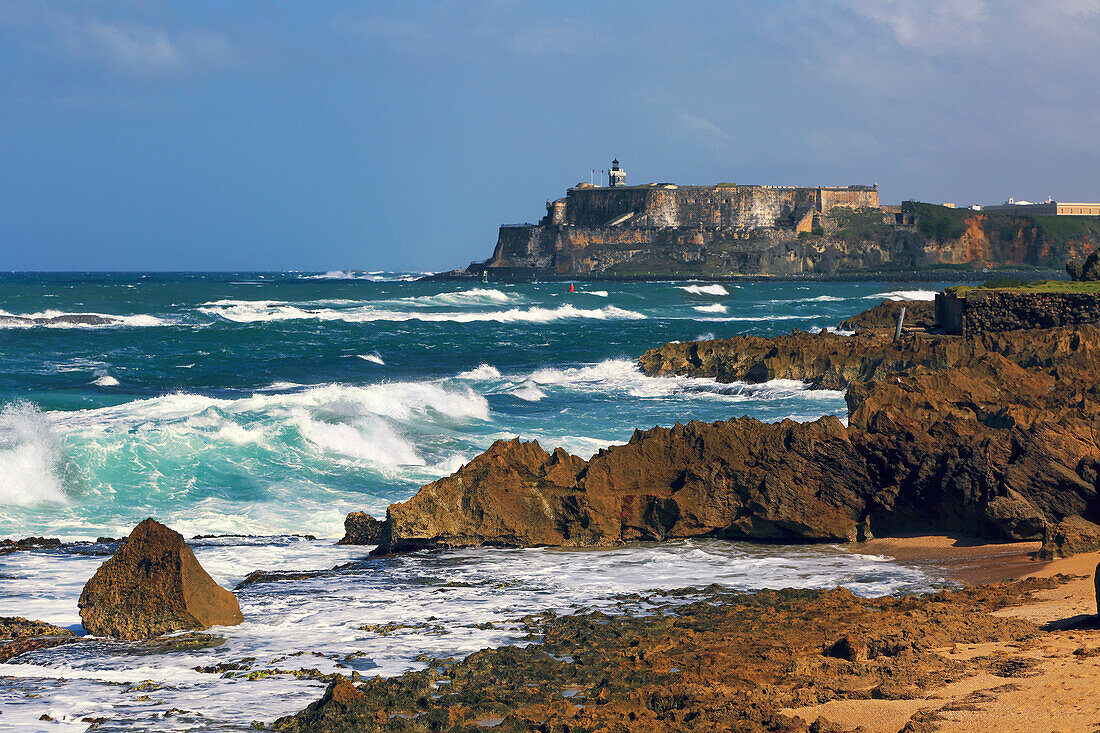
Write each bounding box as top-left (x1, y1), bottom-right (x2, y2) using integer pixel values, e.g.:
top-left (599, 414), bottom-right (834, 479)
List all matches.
top-left (450, 193), bottom-right (1099, 280)
top-left (347, 322), bottom-right (1100, 553)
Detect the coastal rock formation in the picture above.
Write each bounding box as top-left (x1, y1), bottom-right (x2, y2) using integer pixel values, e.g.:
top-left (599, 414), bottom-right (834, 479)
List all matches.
top-left (0, 617), bottom-right (74, 662)
top-left (78, 518), bottom-right (243, 640)
top-left (337, 512), bottom-right (385, 545)
top-left (1039, 516), bottom-right (1100, 560)
top-left (1068, 247), bottom-right (1100, 281)
top-left (448, 185), bottom-right (1098, 280)
top-left (354, 324), bottom-right (1100, 553)
top-left (836, 299), bottom-right (934, 332)
top-left (269, 580), bottom-right (1059, 732)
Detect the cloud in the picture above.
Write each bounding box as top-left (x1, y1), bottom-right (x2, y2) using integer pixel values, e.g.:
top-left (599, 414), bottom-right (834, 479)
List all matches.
top-left (1, 5), bottom-right (240, 78)
top-left (676, 112), bottom-right (729, 142)
top-left (507, 21), bottom-right (599, 56)
top-left (838, 0), bottom-right (989, 51)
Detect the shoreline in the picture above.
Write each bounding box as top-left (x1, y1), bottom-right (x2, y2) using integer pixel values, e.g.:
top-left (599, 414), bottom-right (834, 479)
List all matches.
top-left (423, 267), bottom-right (1063, 284)
top-left (850, 534), bottom-right (1050, 586)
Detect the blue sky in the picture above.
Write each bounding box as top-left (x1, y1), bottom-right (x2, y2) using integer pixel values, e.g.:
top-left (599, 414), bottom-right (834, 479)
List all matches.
top-left (2, 0), bottom-right (1098, 271)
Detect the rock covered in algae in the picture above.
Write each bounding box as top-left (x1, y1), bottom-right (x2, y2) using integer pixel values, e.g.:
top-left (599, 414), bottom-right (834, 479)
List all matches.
top-left (78, 518), bottom-right (243, 640)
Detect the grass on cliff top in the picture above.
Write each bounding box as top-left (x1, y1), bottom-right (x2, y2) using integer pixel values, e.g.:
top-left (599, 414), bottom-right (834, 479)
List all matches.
top-left (950, 279), bottom-right (1100, 296)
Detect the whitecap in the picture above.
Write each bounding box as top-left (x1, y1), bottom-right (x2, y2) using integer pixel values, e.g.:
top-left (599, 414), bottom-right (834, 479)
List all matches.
top-left (358, 353), bottom-right (385, 365)
top-left (510, 382), bottom-right (547, 402)
top-left (456, 364), bottom-right (502, 380)
top-left (198, 301), bottom-right (645, 325)
top-left (863, 290), bottom-right (937, 301)
top-left (0, 402), bottom-right (68, 506)
top-left (0, 309), bottom-right (170, 329)
top-left (693, 303), bottom-right (728, 313)
top-left (401, 288), bottom-right (514, 307)
top-left (92, 375), bottom-right (120, 387)
top-left (588, 290), bottom-right (609, 297)
top-left (679, 284), bottom-right (729, 296)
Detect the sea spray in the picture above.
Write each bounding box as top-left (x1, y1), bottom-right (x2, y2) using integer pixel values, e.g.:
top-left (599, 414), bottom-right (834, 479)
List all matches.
top-left (0, 402), bottom-right (68, 506)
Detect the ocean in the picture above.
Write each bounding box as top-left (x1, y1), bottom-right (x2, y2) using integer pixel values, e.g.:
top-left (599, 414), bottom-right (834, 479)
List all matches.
top-left (1, 272), bottom-right (950, 730)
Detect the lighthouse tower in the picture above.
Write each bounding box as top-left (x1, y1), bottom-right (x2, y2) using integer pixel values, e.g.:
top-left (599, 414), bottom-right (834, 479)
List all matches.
top-left (608, 159), bottom-right (626, 187)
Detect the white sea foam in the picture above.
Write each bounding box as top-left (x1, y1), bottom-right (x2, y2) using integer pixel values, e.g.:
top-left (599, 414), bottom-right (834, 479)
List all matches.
top-left (693, 303), bottom-right (728, 313)
top-left (588, 290), bottom-right (609, 297)
top-left (0, 309), bottom-right (170, 329)
top-left (0, 402), bottom-right (68, 506)
top-left (199, 301), bottom-right (645, 324)
top-left (358, 353), bottom-right (385, 365)
top-left (91, 374), bottom-right (119, 387)
top-left (864, 290), bottom-right (937, 301)
top-left (401, 288), bottom-right (514, 306)
top-left (0, 538), bottom-right (937, 731)
top-left (456, 364), bottom-right (502, 380)
top-left (510, 381), bottom-right (547, 402)
top-left (679, 284), bottom-right (729, 296)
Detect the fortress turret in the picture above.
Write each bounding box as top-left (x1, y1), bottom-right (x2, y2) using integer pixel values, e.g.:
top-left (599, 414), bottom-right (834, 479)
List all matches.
top-left (608, 159), bottom-right (626, 187)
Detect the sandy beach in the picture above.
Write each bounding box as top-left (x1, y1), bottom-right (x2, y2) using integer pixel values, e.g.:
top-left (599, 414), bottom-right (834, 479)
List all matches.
top-left (785, 537), bottom-right (1100, 732)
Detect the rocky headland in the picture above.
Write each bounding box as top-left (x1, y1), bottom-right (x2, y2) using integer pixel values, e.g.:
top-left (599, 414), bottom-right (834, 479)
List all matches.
top-left (348, 315), bottom-right (1100, 555)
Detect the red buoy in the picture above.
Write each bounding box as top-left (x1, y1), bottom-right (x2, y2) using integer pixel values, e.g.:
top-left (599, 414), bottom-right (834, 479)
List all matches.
top-left (569, 283), bottom-right (575, 293)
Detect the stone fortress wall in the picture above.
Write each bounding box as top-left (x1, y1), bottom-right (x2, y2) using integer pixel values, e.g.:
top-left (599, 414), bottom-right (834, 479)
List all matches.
top-left (545, 184), bottom-right (879, 230)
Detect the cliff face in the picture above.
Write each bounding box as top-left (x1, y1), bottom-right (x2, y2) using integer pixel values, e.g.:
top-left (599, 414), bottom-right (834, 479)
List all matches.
top-left (464, 193), bottom-right (1100, 279)
top-left (349, 324), bottom-right (1100, 553)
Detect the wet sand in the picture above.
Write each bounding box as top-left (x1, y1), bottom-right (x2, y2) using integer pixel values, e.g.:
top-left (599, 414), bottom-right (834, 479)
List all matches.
top-left (786, 539), bottom-right (1100, 732)
top-left (853, 534), bottom-right (1050, 585)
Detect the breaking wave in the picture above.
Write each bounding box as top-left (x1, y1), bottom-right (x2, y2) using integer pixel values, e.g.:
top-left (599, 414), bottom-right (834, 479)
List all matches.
top-left (198, 301), bottom-right (645, 324)
top-left (694, 303), bottom-right (729, 313)
top-left (401, 288), bottom-right (515, 306)
top-left (0, 402), bottom-right (68, 506)
top-left (679, 284), bottom-right (729, 296)
top-left (864, 290), bottom-right (937, 301)
top-left (0, 309), bottom-right (171, 329)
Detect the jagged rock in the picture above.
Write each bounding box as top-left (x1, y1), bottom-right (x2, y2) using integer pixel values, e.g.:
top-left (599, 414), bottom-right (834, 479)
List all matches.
top-left (837, 299), bottom-right (935, 332)
top-left (1068, 248), bottom-right (1100, 281)
top-left (825, 634), bottom-right (867, 662)
top-left (1039, 515), bottom-right (1100, 560)
top-left (337, 512), bottom-right (385, 545)
top-left (78, 518), bottom-right (243, 640)
top-left (0, 537), bottom-right (62, 556)
top-left (0, 617), bottom-right (74, 662)
top-left (353, 324), bottom-right (1100, 553)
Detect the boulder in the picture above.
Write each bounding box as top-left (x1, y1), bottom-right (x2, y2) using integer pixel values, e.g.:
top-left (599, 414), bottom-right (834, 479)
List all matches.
top-left (837, 299), bottom-right (935, 333)
top-left (1039, 515), bottom-right (1100, 560)
top-left (1067, 248), bottom-right (1100, 281)
top-left (337, 512), bottom-right (385, 545)
top-left (78, 518), bottom-right (243, 640)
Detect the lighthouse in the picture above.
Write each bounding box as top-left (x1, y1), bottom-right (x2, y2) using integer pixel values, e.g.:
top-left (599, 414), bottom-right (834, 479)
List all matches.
top-left (608, 159), bottom-right (626, 187)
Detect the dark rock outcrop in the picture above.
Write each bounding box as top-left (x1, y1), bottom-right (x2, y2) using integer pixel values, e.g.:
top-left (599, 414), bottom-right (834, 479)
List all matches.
top-left (270, 580), bottom-right (1058, 732)
top-left (78, 518), bottom-right (243, 640)
top-left (336, 513), bottom-right (385, 545)
top-left (0, 537), bottom-right (62, 556)
top-left (1039, 516), bottom-right (1100, 560)
top-left (837, 299), bottom-right (935, 332)
top-left (0, 617), bottom-right (74, 662)
top-left (1068, 248), bottom-right (1100, 281)
top-left (352, 324), bottom-right (1100, 554)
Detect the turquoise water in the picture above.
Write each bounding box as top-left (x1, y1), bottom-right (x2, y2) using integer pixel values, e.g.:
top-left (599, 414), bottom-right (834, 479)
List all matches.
top-left (0, 273), bottom-right (947, 539)
top-left (0, 273), bottom-right (961, 731)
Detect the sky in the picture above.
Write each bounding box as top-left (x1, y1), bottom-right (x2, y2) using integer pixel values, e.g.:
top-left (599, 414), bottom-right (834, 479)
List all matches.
top-left (1, 0), bottom-right (1099, 272)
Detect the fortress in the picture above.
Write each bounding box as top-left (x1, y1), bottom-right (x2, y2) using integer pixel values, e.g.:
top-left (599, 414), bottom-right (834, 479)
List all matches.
top-left (453, 161), bottom-right (1097, 280)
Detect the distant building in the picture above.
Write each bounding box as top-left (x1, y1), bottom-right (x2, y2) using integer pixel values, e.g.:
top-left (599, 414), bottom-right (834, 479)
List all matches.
top-left (982, 198), bottom-right (1100, 216)
top-left (608, 159), bottom-right (626, 187)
